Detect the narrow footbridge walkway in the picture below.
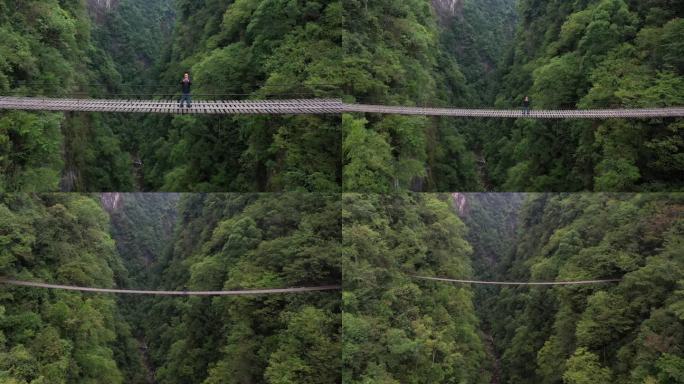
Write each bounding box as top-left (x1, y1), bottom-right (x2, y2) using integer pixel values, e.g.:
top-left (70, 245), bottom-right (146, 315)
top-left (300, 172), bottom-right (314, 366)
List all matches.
top-left (1, 96), bottom-right (683, 118)
top-left (0, 96), bottom-right (342, 115)
top-left (343, 103), bottom-right (684, 118)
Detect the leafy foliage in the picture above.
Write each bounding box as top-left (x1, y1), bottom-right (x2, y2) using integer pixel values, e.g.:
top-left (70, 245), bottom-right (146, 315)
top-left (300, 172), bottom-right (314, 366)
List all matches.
top-left (341, 0), bottom-right (516, 192)
top-left (0, 0), bottom-right (159, 192)
top-left (482, 0), bottom-right (684, 191)
top-left (132, 0), bottom-right (343, 192)
top-left (0, 194), bottom-right (146, 383)
top-left (342, 193), bottom-right (487, 383)
top-left (1, 192), bottom-right (341, 383)
top-left (474, 193), bottom-right (684, 383)
top-left (138, 193), bottom-right (342, 383)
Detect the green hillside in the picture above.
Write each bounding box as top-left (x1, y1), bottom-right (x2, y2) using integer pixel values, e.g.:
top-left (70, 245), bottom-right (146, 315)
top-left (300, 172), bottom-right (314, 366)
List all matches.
top-left (342, 0), bottom-right (683, 192)
top-left (0, 0), bottom-right (342, 192)
top-left (1, 193), bottom-right (341, 384)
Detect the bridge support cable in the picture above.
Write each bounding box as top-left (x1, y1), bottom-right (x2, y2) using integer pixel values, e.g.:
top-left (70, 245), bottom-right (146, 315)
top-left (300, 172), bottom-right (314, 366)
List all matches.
top-left (0, 278), bottom-right (340, 296)
top-left (411, 275), bottom-right (621, 286)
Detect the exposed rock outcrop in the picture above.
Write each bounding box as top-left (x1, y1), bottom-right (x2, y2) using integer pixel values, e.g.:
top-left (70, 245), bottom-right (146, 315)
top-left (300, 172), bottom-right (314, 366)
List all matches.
top-left (100, 192), bottom-right (123, 213)
top-left (432, 0), bottom-right (464, 20)
top-left (451, 192), bottom-right (468, 216)
top-left (86, 0), bottom-right (119, 23)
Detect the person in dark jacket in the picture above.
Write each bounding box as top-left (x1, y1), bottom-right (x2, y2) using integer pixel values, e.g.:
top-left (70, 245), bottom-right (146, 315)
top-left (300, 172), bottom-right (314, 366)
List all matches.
top-left (522, 96), bottom-right (530, 115)
top-left (179, 72), bottom-right (192, 108)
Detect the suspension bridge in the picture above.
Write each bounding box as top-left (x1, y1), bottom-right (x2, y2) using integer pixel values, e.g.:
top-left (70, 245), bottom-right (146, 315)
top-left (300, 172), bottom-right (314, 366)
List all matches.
top-left (412, 275), bottom-right (621, 286)
top-left (0, 278), bottom-right (340, 296)
top-left (0, 96), bottom-right (342, 115)
top-left (1, 96), bottom-right (683, 118)
top-left (0, 276), bottom-right (621, 296)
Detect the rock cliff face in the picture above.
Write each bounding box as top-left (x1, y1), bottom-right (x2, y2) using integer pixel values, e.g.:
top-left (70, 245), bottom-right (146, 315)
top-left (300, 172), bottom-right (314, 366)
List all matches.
top-left (86, 0), bottom-right (120, 23)
top-left (88, 0), bottom-right (119, 11)
top-left (451, 192), bottom-right (468, 216)
top-left (432, 0), bottom-right (464, 19)
top-left (100, 192), bottom-right (123, 212)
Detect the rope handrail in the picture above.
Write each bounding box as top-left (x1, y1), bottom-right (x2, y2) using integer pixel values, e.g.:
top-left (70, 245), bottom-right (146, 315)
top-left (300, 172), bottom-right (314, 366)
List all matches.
top-left (0, 278), bottom-right (341, 296)
top-left (411, 275), bottom-right (621, 286)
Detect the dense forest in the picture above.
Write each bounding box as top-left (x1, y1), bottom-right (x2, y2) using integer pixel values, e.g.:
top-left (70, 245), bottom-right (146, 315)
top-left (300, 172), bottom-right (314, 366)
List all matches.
top-left (131, 0), bottom-right (343, 191)
top-left (0, 193), bottom-right (147, 383)
top-left (1, 193), bottom-right (341, 383)
top-left (0, 0), bottom-right (140, 192)
top-left (466, 193), bottom-right (684, 383)
top-left (2, 0), bottom-right (682, 192)
top-left (342, 193), bottom-right (488, 383)
top-left (342, 193), bottom-right (684, 383)
top-left (342, 0), bottom-right (517, 192)
top-left (0, 0), bottom-right (342, 192)
top-left (482, 0), bottom-right (684, 192)
top-left (343, 0), bottom-right (684, 192)
top-left (137, 193), bottom-right (341, 384)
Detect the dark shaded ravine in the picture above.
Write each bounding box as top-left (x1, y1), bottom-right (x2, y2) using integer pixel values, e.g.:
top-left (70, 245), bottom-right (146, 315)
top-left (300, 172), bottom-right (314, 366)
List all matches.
top-left (138, 337), bottom-right (157, 384)
top-left (452, 193), bottom-right (524, 383)
top-left (102, 193), bottom-right (180, 381)
top-left (481, 330), bottom-right (501, 384)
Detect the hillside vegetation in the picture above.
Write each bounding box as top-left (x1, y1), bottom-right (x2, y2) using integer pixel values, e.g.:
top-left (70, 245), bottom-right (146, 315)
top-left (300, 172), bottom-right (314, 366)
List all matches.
top-left (468, 193), bottom-right (684, 383)
top-left (133, 0), bottom-right (343, 191)
top-left (341, 192), bottom-right (684, 383)
top-left (482, 0), bottom-right (684, 191)
top-left (343, 0), bottom-right (684, 192)
top-left (0, 194), bottom-right (146, 383)
top-left (1, 193), bottom-right (341, 384)
top-left (1, 0), bottom-right (342, 192)
top-left (342, 0), bottom-right (518, 192)
top-left (139, 193), bottom-right (341, 383)
top-left (342, 193), bottom-right (487, 383)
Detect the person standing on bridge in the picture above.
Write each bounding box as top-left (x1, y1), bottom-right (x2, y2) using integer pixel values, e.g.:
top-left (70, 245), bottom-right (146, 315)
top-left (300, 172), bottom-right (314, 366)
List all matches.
top-left (179, 72), bottom-right (192, 108)
top-left (522, 96), bottom-right (531, 115)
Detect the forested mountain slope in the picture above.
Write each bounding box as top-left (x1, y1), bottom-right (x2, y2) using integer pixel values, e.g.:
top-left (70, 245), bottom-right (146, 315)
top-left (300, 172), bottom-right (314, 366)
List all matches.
top-left (468, 194), bottom-right (684, 383)
top-left (434, 0), bottom-right (517, 98)
top-left (103, 193), bottom-right (179, 285)
top-left (482, 0), bottom-right (684, 191)
top-left (0, 194), bottom-right (146, 383)
top-left (342, 0), bottom-right (517, 192)
top-left (343, 0), bottom-right (684, 192)
top-left (454, 192), bottom-right (524, 280)
top-left (0, 0), bottom-right (136, 192)
top-left (139, 193), bottom-right (341, 383)
top-left (342, 194), bottom-right (487, 383)
top-left (1, 193), bottom-right (341, 384)
top-left (2, 0), bottom-right (342, 192)
top-left (134, 0), bottom-right (343, 192)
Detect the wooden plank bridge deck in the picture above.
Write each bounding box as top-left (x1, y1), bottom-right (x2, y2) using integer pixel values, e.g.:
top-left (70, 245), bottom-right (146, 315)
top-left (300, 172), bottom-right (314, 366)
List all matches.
top-left (1, 96), bottom-right (683, 118)
top-left (342, 103), bottom-right (684, 118)
top-left (0, 97), bottom-right (343, 115)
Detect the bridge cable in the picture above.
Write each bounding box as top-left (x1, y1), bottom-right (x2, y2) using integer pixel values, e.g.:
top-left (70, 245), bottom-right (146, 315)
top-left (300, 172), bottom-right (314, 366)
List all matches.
top-left (411, 275), bottom-right (621, 286)
top-left (0, 278), bottom-right (340, 296)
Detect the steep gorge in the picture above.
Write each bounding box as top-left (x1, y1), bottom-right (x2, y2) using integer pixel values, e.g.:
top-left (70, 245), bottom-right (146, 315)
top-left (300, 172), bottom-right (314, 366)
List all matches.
top-left (343, 0), bottom-right (684, 192)
top-left (343, 0), bottom-right (518, 192)
top-left (1, 0), bottom-right (342, 193)
top-left (1, 192), bottom-right (341, 384)
top-left (458, 193), bottom-right (684, 383)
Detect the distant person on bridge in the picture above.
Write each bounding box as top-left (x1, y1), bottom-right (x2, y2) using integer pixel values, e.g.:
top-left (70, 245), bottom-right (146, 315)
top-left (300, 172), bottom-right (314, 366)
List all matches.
top-left (179, 72), bottom-right (192, 108)
top-left (522, 96), bottom-right (530, 115)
